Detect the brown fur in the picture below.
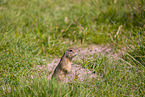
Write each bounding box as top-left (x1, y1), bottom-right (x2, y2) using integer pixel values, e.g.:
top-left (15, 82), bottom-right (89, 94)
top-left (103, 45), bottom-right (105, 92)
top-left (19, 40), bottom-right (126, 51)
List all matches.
top-left (52, 48), bottom-right (77, 82)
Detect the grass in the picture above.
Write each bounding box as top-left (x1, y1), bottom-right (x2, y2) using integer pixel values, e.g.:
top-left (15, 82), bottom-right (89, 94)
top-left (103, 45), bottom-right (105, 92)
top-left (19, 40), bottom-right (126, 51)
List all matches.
top-left (1, 55), bottom-right (144, 96)
top-left (0, 0), bottom-right (145, 96)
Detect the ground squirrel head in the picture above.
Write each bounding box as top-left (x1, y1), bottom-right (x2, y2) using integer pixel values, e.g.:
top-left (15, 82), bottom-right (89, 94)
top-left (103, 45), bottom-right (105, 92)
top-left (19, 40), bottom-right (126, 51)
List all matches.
top-left (64, 48), bottom-right (77, 60)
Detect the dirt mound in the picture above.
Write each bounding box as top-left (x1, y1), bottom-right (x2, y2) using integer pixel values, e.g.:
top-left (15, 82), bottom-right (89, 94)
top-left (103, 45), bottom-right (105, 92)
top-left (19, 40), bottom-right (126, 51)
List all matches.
top-left (36, 44), bottom-right (122, 82)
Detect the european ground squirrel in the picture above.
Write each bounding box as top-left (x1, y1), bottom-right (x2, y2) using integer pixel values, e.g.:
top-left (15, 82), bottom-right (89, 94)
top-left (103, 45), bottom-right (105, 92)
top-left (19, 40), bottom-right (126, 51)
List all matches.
top-left (52, 48), bottom-right (77, 82)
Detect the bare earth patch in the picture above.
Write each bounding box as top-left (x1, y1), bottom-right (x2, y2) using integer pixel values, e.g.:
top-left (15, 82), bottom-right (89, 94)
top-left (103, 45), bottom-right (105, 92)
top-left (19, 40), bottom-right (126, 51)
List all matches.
top-left (36, 44), bottom-right (123, 82)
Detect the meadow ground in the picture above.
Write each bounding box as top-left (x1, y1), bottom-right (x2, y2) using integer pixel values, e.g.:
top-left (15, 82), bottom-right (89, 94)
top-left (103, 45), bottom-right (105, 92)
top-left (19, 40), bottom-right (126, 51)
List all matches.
top-left (0, 0), bottom-right (145, 96)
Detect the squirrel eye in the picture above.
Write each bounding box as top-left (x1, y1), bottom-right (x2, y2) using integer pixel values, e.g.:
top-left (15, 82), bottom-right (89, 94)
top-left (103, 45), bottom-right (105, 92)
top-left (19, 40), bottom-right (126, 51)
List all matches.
top-left (69, 50), bottom-right (73, 52)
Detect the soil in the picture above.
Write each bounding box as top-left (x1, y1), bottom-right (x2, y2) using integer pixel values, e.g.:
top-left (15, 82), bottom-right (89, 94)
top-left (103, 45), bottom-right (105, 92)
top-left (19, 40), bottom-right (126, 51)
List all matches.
top-left (36, 44), bottom-right (123, 82)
